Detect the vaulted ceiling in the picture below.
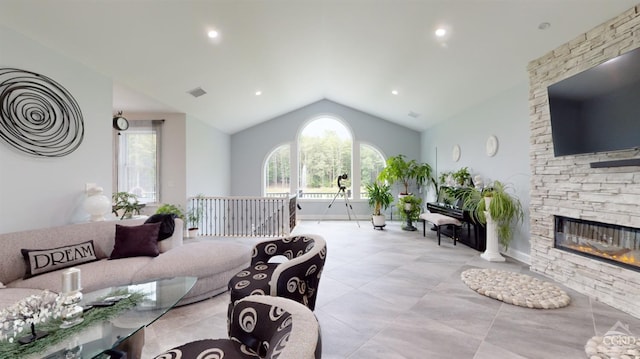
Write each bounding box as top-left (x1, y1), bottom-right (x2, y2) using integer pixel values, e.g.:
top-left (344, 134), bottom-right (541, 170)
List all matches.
top-left (1, 1), bottom-right (637, 134)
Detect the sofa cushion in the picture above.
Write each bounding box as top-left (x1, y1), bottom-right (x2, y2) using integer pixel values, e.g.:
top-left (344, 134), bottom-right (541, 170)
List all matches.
top-left (144, 214), bottom-right (177, 241)
top-left (132, 240), bottom-right (251, 282)
top-left (110, 223), bottom-right (161, 259)
top-left (7, 257), bottom-right (152, 293)
top-left (21, 240), bottom-right (99, 279)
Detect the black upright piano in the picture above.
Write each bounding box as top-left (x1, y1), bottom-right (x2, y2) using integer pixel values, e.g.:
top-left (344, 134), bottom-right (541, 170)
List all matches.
top-left (426, 202), bottom-right (486, 251)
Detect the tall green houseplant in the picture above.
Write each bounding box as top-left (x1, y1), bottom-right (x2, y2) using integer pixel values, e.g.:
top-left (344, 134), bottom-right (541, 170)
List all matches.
top-left (366, 182), bottom-right (393, 216)
top-left (462, 181), bottom-right (524, 249)
top-left (377, 154), bottom-right (433, 195)
top-left (365, 181), bottom-right (394, 229)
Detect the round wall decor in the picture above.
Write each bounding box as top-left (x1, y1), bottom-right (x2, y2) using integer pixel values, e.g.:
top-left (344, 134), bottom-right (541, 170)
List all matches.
top-left (486, 135), bottom-right (499, 157)
top-left (452, 144), bottom-right (461, 162)
top-left (0, 68), bottom-right (84, 157)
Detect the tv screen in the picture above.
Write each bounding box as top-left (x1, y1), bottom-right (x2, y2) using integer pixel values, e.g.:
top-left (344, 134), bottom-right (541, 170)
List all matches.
top-left (547, 46), bottom-right (640, 157)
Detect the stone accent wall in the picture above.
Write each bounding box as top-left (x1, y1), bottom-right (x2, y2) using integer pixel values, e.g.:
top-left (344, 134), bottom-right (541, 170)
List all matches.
top-left (528, 5), bottom-right (640, 318)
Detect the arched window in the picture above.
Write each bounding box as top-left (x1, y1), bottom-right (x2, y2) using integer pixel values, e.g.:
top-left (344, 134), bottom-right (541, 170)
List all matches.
top-left (264, 144), bottom-right (291, 197)
top-left (360, 144), bottom-right (386, 198)
top-left (298, 117), bottom-right (352, 199)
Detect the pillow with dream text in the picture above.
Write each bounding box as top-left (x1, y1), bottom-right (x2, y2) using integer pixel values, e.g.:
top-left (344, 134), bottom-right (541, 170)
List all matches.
top-left (110, 222), bottom-right (161, 259)
top-left (21, 240), bottom-right (98, 279)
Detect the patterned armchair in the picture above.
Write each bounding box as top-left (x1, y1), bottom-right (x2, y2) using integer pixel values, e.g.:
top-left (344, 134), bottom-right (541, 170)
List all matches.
top-left (228, 234), bottom-right (327, 312)
top-left (153, 295), bottom-right (322, 359)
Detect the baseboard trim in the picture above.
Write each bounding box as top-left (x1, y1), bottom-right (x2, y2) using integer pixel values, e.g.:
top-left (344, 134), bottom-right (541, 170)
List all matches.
top-left (504, 248), bottom-right (531, 265)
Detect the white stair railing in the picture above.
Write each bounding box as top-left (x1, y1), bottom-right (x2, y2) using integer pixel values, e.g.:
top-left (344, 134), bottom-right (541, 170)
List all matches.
top-left (188, 194), bottom-right (297, 237)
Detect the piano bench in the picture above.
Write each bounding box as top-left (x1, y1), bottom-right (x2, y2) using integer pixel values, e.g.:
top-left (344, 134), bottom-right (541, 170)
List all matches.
top-left (419, 213), bottom-right (462, 246)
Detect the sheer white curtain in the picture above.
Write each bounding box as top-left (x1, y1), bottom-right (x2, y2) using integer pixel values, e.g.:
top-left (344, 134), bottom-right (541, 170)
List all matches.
top-left (116, 119), bottom-right (163, 204)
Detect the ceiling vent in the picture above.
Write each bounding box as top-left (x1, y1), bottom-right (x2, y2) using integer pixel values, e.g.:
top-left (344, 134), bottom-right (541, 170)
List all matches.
top-left (187, 87), bottom-right (207, 98)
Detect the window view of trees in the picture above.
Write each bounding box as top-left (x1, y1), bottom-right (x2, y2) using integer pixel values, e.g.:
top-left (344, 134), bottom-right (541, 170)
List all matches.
top-left (263, 117), bottom-right (387, 200)
top-left (265, 144), bottom-right (291, 197)
top-left (360, 144), bottom-right (386, 198)
top-left (298, 118), bottom-right (352, 198)
top-left (117, 127), bottom-right (158, 204)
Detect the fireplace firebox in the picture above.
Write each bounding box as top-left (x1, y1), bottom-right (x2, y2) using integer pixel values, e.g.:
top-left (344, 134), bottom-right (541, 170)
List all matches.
top-left (555, 216), bottom-right (640, 271)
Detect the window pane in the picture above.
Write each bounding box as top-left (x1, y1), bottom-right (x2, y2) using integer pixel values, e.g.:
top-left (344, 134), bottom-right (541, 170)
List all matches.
top-left (298, 118), bottom-right (352, 199)
top-left (118, 128), bottom-right (158, 204)
top-left (360, 144), bottom-right (386, 198)
top-left (265, 144), bottom-right (291, 197)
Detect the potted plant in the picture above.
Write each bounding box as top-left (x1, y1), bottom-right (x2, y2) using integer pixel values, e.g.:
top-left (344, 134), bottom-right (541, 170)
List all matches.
top-left (186, 194), bottom-right (205, 237)
top-left (451, 167), bottom-right (472, 187)
top-left (397, 194), bottom-right (422, 231)
top-left (155, 203), bottom-right (185, 221)
top-left (111, 192), bottom-right (145, 219)
top-left (378, 154), bottom-right (433, 196)
top-left (462, 180), bottom-right (524, 250)
top-left (365, 181), bottom-right (394, 229)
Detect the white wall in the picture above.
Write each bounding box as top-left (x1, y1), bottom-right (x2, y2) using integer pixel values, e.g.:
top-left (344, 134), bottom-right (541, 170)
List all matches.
top-left (0, 25), bottom-right (112, 233)
top-left (186, 114), bottom-right (231, 197)
top-left (0, 25), bottom-right (230, 234)
top-left (421, 83), bottom-right (531, 258)
top-left (230, 99), bottom-right (421, 218)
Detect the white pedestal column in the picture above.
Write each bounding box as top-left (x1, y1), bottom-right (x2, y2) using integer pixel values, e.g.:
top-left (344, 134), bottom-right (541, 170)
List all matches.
top-left (481, 210), bottom-right (505, 262)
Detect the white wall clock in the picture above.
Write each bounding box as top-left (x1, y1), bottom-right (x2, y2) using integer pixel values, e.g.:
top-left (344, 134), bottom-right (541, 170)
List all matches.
top-left (486, 135), bottom-right (499, 157)
top-left (452, 144), bottom-right (461, 162)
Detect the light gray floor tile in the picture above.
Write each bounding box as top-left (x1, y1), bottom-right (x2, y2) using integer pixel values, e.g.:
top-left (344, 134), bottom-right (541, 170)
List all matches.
top-left (142, 220), bottom-right (640, 359)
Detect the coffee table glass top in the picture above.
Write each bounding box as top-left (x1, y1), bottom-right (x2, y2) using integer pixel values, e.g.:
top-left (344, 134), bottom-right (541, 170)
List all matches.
top-left (38, 276), bottom-right (196, 359)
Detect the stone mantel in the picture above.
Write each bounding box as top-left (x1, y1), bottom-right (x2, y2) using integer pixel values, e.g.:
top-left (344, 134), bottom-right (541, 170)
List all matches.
top-left (528, 5), bottom-right (640, 318)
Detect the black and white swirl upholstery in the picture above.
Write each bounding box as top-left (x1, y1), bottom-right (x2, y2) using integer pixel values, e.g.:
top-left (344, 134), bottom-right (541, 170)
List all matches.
top-left (153, 295), bottom-right (322, 359)
top-left (228, 234), bottom-right (326, 312)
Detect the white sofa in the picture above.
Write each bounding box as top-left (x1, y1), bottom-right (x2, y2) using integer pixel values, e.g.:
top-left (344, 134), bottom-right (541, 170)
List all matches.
top-left (0, 218), bottom-right (252, 308)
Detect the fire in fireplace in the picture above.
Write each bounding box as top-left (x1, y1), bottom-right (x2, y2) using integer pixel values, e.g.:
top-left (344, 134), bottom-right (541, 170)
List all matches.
top-left (555, 216), bottom-right (640, 271)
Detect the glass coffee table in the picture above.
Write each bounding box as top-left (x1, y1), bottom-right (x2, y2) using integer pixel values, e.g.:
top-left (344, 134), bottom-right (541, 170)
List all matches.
top-left (36, 276), bottom-right (196, 359)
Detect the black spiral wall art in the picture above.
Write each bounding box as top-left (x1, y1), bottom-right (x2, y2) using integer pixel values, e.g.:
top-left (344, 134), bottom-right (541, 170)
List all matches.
top-left (0, 68), bottom-right (84, 157)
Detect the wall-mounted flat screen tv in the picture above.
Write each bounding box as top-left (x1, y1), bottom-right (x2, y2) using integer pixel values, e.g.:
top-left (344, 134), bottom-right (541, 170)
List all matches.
top-left (547, 46), bottom-right (640, 157)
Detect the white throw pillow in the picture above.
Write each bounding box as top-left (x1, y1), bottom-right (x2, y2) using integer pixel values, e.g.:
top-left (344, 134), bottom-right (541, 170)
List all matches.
top-left (0, 282), bottom-right (5, 288)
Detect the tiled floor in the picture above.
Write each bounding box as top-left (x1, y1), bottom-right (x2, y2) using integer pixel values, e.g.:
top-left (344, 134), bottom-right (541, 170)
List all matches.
top-left (142, 220), bottom-right (640, 358)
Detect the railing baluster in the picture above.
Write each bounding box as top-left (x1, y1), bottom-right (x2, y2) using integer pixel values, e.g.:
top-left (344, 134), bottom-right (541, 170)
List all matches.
top-left (188, 194), bottom-right (296, 238)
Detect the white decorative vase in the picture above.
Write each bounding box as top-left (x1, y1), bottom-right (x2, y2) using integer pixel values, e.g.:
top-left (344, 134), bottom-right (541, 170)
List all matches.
top-left (372, 215), bottom-right (386, 227)
top-left (83, 187), bottom-right (111, 222)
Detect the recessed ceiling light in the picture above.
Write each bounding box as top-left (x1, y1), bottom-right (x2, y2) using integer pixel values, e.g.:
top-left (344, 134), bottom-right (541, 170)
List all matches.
top-left (435, 28), bottom-right (447, 37)
top-left (391, 90), bottom-right (399, 95)
top-left (255, 90), bottom-right (262, 96)
top-left (207, 30), bottom-right (219, 38)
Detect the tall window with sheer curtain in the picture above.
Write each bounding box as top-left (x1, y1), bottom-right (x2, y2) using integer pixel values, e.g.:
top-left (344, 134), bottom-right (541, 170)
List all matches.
top-left (115, 120), bottom-right (162, 204)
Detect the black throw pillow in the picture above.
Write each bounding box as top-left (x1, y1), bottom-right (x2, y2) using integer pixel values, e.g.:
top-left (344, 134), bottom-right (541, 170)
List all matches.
top-left (144, 214), bottom-right (176, 241)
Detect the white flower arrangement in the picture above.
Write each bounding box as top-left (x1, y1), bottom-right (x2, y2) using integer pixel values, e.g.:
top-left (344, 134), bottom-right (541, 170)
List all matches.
top-left (0, 290), bottom-right (62, 343)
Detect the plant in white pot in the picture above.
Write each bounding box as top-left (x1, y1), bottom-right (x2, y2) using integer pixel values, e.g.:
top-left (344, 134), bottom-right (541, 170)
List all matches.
top-left (186, 194), bottom-right (205, 238)
top-left (462, 180), bottom-right (524, 260)
top-left (111, 192), bottom-right (145, 219)
top-left (365, 181), bottom-right (394, 229)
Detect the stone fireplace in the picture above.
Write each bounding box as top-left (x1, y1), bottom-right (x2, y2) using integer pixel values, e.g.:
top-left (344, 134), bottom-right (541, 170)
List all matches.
top-left (528, 5), bottom-right (640, 318)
